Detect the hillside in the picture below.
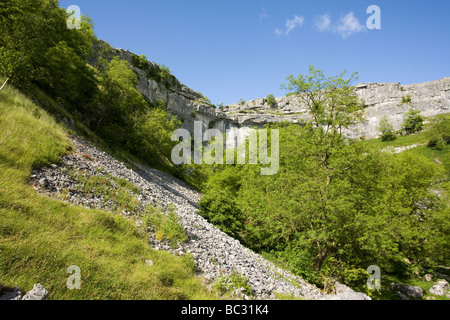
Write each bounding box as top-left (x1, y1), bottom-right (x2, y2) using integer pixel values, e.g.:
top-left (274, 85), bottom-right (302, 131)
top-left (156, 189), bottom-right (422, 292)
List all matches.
top-left (0, 85), bottom-right (218, 300)
top-left (0, 82), bottom-right (374, 300)
top-left (1, 0), bottom-right (449, 302)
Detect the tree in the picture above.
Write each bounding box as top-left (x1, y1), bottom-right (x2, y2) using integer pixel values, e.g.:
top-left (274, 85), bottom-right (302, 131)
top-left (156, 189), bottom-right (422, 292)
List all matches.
top-left (402, 108), bottom-right (423, 135)
top-left (281, 65), bottom-right (363, 186)
top-left (198, 166), bottom-right (246, 241)
top-left (0, 0), bottom-right (96, 99)
top-left (240, 66), bottom-right (367, 270)
top-left (377, 115), bottom-right (396, 141)
top-left (0, 0), bottom-right (48, 89)
top-left (95, 56), bottom-right (147, 146)
top-left (136, 106), bottom-right (182, 163)
top-left (426, 114), bottom-right (450, 150)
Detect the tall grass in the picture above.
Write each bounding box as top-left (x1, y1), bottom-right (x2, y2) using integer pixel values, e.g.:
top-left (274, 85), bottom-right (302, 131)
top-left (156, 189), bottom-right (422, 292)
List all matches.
top-left (0, 84), bottom-right (216, 300)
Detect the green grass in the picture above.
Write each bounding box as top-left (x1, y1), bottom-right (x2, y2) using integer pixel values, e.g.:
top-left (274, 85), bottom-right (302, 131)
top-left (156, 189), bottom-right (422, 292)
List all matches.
top-left (374, 274), bottom-right (450, 300)
top-left (68, 170), bottom-right (141, 213)
top-left (363, 126), bottom-right (450, 173)
top-left (0, 84), bottom-right (217, 300)
top-left (363, 130), bottom-right (429, 148)
top-left (406, 144), bottom-right (450, 173)
top-left (143, 205), bottom-right (189, 248)
top-left (273, 292), bottom-right (305, 300)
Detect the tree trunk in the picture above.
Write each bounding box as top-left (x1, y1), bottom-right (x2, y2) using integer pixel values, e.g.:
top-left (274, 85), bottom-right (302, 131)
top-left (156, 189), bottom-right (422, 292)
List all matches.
top-left (0, 76), bottom-right (10, 91)
top-left (313, 247), bottom-right (328, 271)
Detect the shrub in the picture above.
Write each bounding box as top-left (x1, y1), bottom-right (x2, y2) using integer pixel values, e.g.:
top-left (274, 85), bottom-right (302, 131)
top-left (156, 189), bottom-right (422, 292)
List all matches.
top-left (266, 94), bottom-right (277, 107)
top-left (144, 205), bottom-right (188, 247)
top-left (401, 95), bottom-right (412, 105)
top-left (377, 115), bottom-right (396, 142)
top-left (213, 271), bottom-right (252, 296)
top-left (402, 108), bottom-right (423, 134)
top-left (131, 54), bottom-right (149, 70)
top-left (427, 114), bottom-right (450, 150)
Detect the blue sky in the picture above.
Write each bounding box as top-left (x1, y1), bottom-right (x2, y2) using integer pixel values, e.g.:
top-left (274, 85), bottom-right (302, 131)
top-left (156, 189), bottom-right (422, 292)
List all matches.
top-left (59, 0), bottom-right (450, 106)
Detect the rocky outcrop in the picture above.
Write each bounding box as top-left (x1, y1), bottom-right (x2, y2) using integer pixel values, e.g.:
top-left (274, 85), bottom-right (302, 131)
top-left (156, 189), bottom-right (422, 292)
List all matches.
top-left (217, 78), bottom-right (450, 140)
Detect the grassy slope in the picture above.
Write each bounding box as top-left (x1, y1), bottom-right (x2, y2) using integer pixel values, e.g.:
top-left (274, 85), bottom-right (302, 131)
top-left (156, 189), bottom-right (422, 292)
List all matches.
top-left (0, 84), bottom-right (217, 300)
top-left (363, 129), bottom-right (450, 172)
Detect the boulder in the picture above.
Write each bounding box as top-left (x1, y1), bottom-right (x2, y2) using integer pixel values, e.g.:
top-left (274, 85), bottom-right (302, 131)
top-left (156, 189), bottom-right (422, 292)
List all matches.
top-left (0, 287), bottom-right (22, 300)
top-left (429, 280), bottom-right (449, 297)
top-left (22, 284), bottom-right (49, 300)
top-left (395, 291), bottom-right (410, 300)
top-left (437, 280), bottom-right (449, 290)
top-left (391, 283), bottom-right (423, 299)
top-left (429, 285), bottom-right (445, 296)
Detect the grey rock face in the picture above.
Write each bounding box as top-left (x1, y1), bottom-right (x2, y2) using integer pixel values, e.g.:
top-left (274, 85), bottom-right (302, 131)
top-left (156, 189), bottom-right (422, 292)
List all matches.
top-left (391, 283), bottom-right (423, 299)
top-left (100, 43), bottom-right (450, 143)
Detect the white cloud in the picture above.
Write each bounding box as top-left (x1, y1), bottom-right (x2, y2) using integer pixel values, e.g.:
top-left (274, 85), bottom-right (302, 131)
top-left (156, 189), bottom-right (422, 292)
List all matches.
top-left (259, 7), bottom-right (269, 21)
top-left (275, 15), bottom-right (305, 36)
top-left (274, 28), bottom-right (284, 36)
top-left (285, 15), bottom-right (305, 35)
top-left (333, 12), bottom-right (365, 39)
top-left (315, 14), bottom-right (331, 31)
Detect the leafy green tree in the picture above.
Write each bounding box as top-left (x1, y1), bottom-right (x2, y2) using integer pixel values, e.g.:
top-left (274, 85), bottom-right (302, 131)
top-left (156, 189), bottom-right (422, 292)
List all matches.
top-left (96, 56), bottom-right (146, 142)
top-left (0, 0), bottom-right (49, 88)
top-left (402, 108), bottom-right (424, 135)
top-left (96, 56), bottom-right (182, 167)
top-left (377, 115), bottom-right (396, 141)
top-left (135, 107), bottom-right (182, 163)
top-left (0, 0), bottom-right (96, 103)
top-left (198, 166), bottom-right (246, 241)
top-left (426, 113), bottom-right (450, 149)
top-left (281, 65), bottom-right (363, 187)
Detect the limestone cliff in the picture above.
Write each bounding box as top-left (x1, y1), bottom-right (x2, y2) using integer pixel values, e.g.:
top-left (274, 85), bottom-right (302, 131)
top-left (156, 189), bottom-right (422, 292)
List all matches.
top-left (105, 43), bottom-right (450, 140)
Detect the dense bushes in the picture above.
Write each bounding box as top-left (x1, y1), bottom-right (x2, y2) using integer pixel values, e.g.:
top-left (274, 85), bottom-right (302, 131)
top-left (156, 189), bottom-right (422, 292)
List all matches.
top-left (197, 67), bottom-right (449, 290)
top-left (427, 113), bottom-right (450, 150)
